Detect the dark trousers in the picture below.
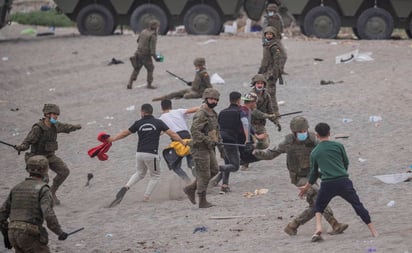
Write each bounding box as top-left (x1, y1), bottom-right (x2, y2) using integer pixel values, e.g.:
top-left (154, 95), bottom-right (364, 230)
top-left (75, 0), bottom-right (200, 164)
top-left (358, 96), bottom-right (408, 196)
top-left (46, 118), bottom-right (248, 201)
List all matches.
top-left (314, 177), bottom-right (371, 224)
top-left (172, 130), bottom-right (193, 181)
top-left (219, 145), bottom-right (240, 185)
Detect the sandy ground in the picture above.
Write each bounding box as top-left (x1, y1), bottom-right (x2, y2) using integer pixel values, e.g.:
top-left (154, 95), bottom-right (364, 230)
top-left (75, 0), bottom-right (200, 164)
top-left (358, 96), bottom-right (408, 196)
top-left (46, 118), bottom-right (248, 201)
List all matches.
top-left (0, 23), bottom-right (412, 253)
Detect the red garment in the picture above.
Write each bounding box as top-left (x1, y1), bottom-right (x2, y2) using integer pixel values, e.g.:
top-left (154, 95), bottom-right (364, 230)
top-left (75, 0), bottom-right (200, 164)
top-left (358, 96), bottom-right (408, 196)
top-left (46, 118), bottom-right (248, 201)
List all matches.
top-left (87, 132), bottom-right (112, 161)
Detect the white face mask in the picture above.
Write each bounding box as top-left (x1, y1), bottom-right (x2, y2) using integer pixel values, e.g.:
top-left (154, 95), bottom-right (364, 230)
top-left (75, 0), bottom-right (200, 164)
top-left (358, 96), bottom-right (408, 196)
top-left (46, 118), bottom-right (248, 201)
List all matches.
top-left (268, 11), bottom-right (274, 16)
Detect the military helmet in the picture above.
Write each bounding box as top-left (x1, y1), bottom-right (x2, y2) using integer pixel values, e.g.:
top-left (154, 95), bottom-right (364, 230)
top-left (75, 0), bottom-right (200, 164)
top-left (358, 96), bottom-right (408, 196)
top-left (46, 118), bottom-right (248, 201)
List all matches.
top-left (149, 19), bottom-right (160, 29)
top-left (263, 26), bottom-right (278, 36)
top-left (26, 155), bottom-right (49, 176)
top-left (42, 104), bottom-right (60, 115)
top-left (267, 3), bottom-right (279, 12)
top-left (193, 57), bottom-right (206, 66)
top-left (241, 92), bottom-right (258, 102)
top-left (290, 116), bottom-right (309, 132)
top-left (250, 74), bottom-right (267, 87)
top-left (202, 88), bottom-right (220, 100)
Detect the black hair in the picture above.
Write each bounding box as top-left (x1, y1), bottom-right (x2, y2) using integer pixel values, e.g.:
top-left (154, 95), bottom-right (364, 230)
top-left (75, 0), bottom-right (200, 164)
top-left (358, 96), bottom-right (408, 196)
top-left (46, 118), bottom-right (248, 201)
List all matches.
top-left (315, 122), bottom-right (330, 137)
top-left (141, 103), bottom-right (153, 114)
top-left (229, 91), bottom-right (242, 103)
top-left (161, 99), bottom-right (172, 110)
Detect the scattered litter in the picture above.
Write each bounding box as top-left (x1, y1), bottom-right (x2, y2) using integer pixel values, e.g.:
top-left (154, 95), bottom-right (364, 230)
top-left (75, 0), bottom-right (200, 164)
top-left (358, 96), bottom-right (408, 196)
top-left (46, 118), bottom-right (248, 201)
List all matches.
top-left (85, 173), bottom-right (94, 187)
top-left (75, 243), bottom-right (84, 247)
top-left (49, 88), bottom-right (55, 91)
top-left (369, 116), bottom-right (382, 122)
top-left (386, 200), bottom-right (395, 207)
top-left (278, 101), bottom-right (285, 106)
top-left (198, 39), bottom-right (217, 45)
top-left (105, 233), bottom-right (113, 238)
top-left (1, 57), bottom-right (8, 61)
top-left (9, 103), bottom-right (19, 111)
top-left (329, 41), bottom-right (338, 45)
top-left (336, 49), bottom-right (374, 64)
top-left (104, 116), bottom-right (114, 120)
top-left (313, 58), bottom-right (324, 61)
top-left (243, 188), bottom-right (268, 198)
top-left (126, 105), bottom-right (135, 111)
top-left (107, 123), bottom-right (112, 127)
top-left (224, 21), bottom-right (237, 34)
top-left (86, 121), bottom-right (97, 125)
top-left (193, 226), bottom-right (207, 233)
top-left (374, 173), bottom-right (412, 184)
top-left (108, 58), bottom-right (124, 65)
top-left (135, 83), bottom-right (146, 88)
top-left (21, 28), bottom-right (37, 35)
top-left (26, 72), bottom-right (31, 75)
top-left (12, 132), bottom-right (20, 137)
top-left (209, 215), bottom-right (266, 220)
top-left (342, 118), bottom-right (353, 123)
top-left (320, 80), bottom-right (344, 85)
top-left (367, 247), bottom-right (377, 253)
top-left (36, 32), bottom-right (54, 37)
top-left (358, 158), bottom-right (367, 163)
top-left (210, 73), bottom-right (225, 84)
top-left (334, 133), bottom-right (349, 139)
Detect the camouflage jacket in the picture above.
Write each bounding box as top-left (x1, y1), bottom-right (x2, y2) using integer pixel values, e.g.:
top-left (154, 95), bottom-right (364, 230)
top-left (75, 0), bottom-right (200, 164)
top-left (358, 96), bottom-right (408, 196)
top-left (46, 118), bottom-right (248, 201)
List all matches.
top-left (137, 28), bottom-right (157, 57)
top-left (253, 132), bottom-right (318, 185)
top-left (263, 14), bottom-right (284, 38)
top-left (250, 88), bottom-right (274, 125)
top-left (190, 106), bottom-right (221, 149)
top-left (191, 69), bottom-right (212, 94)
top-left (259, 39), bottom-right (283, 79)
top-left (0, 178), bottom-right (63, 236)
top-left (18, 118), bottom-right (80, 154)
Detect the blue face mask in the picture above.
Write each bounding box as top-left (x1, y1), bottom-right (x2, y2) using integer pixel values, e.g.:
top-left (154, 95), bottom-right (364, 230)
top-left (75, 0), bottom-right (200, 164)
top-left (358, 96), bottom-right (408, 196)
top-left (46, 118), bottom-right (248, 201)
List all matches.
top-left (50, 118), bottom-right (58, 124)
top-left (297, 132), bottom-right (308, 141)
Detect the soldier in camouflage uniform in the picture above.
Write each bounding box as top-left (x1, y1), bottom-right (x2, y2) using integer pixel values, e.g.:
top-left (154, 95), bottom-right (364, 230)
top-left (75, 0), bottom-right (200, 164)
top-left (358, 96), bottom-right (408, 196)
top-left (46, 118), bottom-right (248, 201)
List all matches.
top-left (0, 156), bottom-right (68, 252)
top-left (262, 3), bottom-right (284, 39)
top-left (253, 116), bottom-right (348, 235)
top-left (258, 26), bottom-right (287, 110)
top-left (152, 57), bottom-right (212, 101)
top-left (184, 88), bottom-right (221, 208)
top-left (127, 20), bottom-right (160, 89)
top-left (14, 104), bottom-right (82, 205)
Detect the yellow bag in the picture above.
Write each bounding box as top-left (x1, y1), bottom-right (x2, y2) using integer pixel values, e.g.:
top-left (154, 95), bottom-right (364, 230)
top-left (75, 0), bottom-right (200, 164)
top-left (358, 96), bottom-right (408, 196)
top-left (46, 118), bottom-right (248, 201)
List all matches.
top-left (168, 139), bottom-right (191, 156)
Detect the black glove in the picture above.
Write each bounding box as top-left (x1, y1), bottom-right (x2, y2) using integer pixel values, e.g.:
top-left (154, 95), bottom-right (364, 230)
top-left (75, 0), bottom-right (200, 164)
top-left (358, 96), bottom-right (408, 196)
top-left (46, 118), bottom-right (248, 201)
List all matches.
top-left (58, 232), bottom-right (68, 241)
top-left (74, 124), bottom-right (82, 130)
top-left (186, 82), bottom-right (192, 86)
top-left (244, 142), bottom-right (254, 153)
top-left (14, 144), bottom-right (26, 152)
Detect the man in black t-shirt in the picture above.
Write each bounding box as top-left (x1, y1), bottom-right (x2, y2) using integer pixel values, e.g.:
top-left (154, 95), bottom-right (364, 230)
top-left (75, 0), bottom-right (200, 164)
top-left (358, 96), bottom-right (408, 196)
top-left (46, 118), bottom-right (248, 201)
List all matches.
top-left (107, 103), bottom-right (185, 207)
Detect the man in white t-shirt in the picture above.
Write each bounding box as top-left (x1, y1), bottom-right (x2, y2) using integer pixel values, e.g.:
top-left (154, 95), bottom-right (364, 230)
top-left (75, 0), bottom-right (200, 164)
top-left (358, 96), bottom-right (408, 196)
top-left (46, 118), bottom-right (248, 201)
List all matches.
top-left (159, 99), bottom-right (200, 183)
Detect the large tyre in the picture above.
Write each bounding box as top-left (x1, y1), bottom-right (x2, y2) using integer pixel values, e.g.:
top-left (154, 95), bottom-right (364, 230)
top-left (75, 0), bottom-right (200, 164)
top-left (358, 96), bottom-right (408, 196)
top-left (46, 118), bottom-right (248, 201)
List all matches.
top-left (303, 6), bottom-right (341, 39)
top-left (183, 4), bottom-right (221, 35)
top-left (406, 18), bottom-right (412, 38)
top-left (356, 7), bottom-right (394, 40)
top-left (130, 4), bottom-right (168, 35)
top-left (352, 27), bottom-right (360, 38)
top-left (76, 4), bottom-right (115, 36)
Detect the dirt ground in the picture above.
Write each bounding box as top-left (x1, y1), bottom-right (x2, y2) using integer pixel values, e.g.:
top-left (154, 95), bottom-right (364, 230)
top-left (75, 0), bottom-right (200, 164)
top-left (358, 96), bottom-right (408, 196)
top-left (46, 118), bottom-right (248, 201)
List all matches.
top-left (0, 23), bottom-right (412, 253)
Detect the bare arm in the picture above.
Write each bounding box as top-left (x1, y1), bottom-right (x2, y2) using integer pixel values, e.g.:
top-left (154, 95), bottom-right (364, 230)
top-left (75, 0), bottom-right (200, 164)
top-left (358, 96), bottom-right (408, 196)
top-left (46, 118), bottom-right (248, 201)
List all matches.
top-left (107, 129), bottom-right (132, 143)
top-left (185, 106), bottom-right (200, 115)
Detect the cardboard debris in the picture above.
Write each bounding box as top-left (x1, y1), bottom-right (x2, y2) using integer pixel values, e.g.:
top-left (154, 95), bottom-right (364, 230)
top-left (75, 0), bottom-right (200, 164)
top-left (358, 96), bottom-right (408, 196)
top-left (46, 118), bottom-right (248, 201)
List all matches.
top-left (374, 173), bottom-right (412, 184)
top-left (243, 188), bottom-right (268, 198)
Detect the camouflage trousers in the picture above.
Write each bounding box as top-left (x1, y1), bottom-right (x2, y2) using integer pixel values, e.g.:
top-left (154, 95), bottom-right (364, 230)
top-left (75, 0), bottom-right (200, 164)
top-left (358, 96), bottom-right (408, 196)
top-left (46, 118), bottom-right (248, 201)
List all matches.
top-left (252, 124), bottom-right (270, 149)
top-left (191, 148), bottom-right (218, 193)
top-left (25, 153), bottom-right (70, 193)
top-left (265, 84), bottom-right (279, 114)
top-left (130, 54), bottom-right (154, 84)
top-left (165, 88), bottom-right (202, 100)
top-left (8, 228), bottom-right (50, 253)
top-left (294, 183), bottom-right (335, 225)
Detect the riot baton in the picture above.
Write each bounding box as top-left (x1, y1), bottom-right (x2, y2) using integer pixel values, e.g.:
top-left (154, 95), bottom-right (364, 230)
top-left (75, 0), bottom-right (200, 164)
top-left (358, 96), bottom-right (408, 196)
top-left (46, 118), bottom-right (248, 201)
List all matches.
top-left (67, 227), bottom-right (84, 237)
top-left (166, 70), bottom-right (191, 86)
top-left (0, 140), bottom-right (20, 155)
top-left (279, 111), bottom-right (303, 117)
top-left (217, 142), bottom-right (246, 147)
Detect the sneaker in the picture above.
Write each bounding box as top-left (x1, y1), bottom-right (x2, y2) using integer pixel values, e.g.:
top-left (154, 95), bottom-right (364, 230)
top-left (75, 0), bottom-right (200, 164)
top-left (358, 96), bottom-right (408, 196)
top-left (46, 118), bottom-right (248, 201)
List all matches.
top-left (108, 187), bottom-right (128, 208)
top-left (219, 186), bottom-right (230, 195)
top-left (240, 163), bottom-right (249, 171)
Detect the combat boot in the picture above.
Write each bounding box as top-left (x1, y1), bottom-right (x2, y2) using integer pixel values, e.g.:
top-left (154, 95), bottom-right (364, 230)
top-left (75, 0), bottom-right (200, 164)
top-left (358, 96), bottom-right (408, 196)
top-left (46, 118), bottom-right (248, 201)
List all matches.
top-left (198, 191), bottom-right (214, 208)
top-left (108, 186), bottom-right (128, 208)
top-left (327, 216), bottom-right (349, 235)
top-left (50, 185), bottom-right (61, 206)
top-left (284, 220), bottom-right (300, 236)
top-left (183, 180), bottom-right (197, 205)
top-left (152, 95), bottom-right (166, 102)
top-left (146, 81), bottom-right (157, 89)
top-left (127, 78), bottom-right (133, 89)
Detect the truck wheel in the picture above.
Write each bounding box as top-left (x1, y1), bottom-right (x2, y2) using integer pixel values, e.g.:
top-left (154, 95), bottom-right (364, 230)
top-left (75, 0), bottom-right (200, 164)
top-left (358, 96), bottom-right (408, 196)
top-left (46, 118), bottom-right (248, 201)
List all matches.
top-left (76, 4), bottom-right (115, 36)
top-left (184, 4), bottom-right (221, 35)
top-left (356, 7), bottom-right (394, 40)
top-left (303, 6), bottom-right (341, 39)
top-left (130, 4), bottom-right (168, 35)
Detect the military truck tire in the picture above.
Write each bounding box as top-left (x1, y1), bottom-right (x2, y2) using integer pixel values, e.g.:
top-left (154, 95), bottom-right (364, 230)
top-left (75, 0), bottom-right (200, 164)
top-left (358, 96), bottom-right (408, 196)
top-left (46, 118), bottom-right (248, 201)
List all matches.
top-left (130, 4), bottom-right (168, 35)
top-left (356, 8), bottom-right (394, 40)
top-left (183, 4), bottom-right (221, 35)
top-left (76, 4), bottom-right (115, 36)
top-left (303, 6), bottom-right (341, 39)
